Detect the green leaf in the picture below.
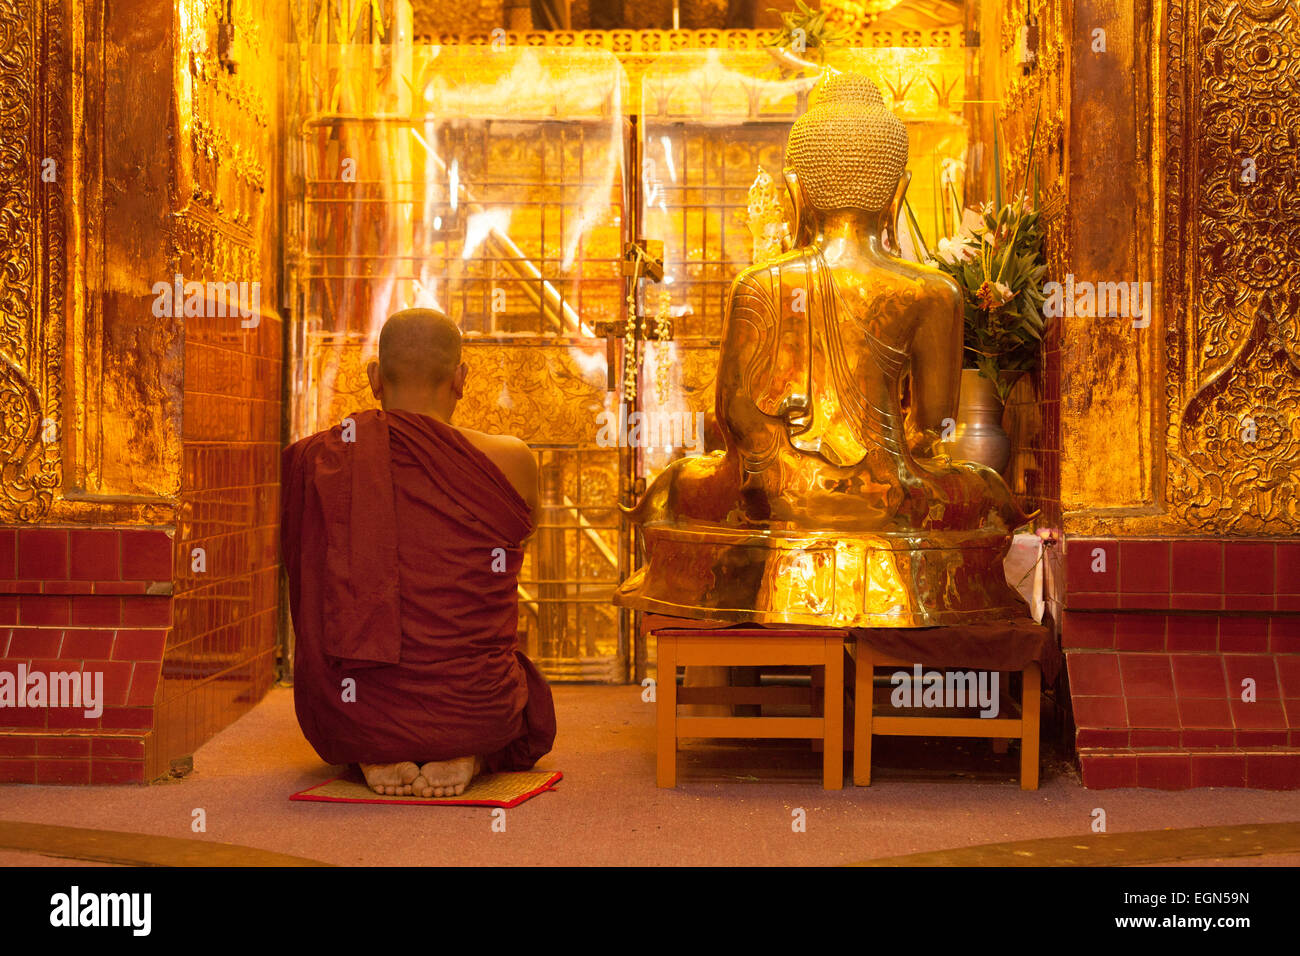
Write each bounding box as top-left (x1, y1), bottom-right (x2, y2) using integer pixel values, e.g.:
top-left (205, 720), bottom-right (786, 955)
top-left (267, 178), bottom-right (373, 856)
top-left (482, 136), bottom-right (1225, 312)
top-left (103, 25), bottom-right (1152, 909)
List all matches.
top-left (1019, 96), bottom-right (1043, 200)
top-left (903, 196), bottom-right (932, 261)
top-left (993, 115), bottom-right (1004, 210)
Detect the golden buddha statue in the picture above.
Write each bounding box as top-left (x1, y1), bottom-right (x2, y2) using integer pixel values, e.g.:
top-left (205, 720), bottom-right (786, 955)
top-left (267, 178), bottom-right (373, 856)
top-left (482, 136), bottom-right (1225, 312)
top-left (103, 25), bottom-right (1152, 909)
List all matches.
top-left (614, 73), bottom-right (1030, 627)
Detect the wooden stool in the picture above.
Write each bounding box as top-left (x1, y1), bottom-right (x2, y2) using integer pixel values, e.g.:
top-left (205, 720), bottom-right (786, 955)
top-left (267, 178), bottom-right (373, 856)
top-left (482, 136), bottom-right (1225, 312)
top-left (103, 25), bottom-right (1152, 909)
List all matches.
top-left (851, 637), bottom-right (1041, 790)
top-left (654, 627), bottom-right (846, 789)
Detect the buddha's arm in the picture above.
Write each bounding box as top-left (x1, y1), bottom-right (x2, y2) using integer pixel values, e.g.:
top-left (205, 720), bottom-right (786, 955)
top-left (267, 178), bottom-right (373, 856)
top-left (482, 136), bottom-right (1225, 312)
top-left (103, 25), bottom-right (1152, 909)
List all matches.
top-left (716, 272), bottom-right (786, 468)
top-left (907, 280), bottom-right (963, 453)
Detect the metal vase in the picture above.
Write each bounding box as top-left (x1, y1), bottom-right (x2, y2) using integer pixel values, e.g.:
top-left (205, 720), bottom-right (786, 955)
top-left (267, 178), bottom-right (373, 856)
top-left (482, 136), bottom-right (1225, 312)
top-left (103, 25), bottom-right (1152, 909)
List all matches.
top-left (948, 368), bottom-right (1012, 474)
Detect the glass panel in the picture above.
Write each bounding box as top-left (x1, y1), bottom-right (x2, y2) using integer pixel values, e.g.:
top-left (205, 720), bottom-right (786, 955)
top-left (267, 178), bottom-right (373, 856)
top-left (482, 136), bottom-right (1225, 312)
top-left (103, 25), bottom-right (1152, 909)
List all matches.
top-left (287, 44), bottom-right (629, 681)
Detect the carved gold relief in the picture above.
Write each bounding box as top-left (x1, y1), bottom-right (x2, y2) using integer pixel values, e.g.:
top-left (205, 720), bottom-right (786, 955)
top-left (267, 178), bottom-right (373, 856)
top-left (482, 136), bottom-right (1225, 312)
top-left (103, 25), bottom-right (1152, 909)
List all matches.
top-left (0, 0), bottom-right (63, 522)
top-left (302, 333), bottom-right (614, 447)
top-left (412, 29), bottom-right (963, 111)
top-left (1163, 0), bottom-right (1300, 533)
top-left (178, 0), bottom-right (274, 256)
top-left (459, 341), bottom-right (612, 444)
top-left (0, 359), bottom-right (57, 521)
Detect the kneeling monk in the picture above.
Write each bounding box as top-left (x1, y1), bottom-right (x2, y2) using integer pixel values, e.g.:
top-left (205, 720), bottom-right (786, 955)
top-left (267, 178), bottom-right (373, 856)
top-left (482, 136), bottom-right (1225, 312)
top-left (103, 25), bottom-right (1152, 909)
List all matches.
top-left (281, 308), bottom-right (557, 797)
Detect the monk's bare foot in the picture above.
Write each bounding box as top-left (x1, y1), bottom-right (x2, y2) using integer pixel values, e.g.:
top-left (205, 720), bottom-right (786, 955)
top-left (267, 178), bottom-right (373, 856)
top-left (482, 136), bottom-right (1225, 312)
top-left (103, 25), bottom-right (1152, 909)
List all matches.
top-left (359, 761), bottom-right (420, 796)
top-left (411, 755), bottom-right (481, 797)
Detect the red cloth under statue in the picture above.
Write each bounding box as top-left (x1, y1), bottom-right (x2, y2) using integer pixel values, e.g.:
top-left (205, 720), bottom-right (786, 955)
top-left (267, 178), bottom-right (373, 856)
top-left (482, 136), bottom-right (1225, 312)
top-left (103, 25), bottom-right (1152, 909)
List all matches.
top-left (280, 408), bottom-right (556, 771)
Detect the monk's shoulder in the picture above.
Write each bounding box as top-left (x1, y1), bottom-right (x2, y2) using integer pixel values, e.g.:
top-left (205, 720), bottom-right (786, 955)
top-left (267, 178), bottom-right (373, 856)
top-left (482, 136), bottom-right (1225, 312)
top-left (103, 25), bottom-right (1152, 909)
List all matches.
top-left (282, 430), bottom-right (328, 471)
top-left (454, 426), bottom-right (537, 502)
top-left (455, 424), bottom-right (528, 461)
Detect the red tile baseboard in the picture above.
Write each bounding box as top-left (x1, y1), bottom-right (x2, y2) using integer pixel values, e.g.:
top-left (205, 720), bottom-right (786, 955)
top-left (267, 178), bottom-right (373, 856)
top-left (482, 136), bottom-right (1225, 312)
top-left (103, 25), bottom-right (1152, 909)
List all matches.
top-left (0, 732), bottom-right (149, 785)
top-left (1067, 538), bottom-right (1300, 612)
top-left (1080, 748), bottom-right (1300, 789)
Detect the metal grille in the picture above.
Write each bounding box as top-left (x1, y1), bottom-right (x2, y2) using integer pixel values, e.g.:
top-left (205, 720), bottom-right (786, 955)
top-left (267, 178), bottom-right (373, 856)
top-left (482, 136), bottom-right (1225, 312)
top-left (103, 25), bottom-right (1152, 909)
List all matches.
top-left (644, 124), bottom-right (794, 339)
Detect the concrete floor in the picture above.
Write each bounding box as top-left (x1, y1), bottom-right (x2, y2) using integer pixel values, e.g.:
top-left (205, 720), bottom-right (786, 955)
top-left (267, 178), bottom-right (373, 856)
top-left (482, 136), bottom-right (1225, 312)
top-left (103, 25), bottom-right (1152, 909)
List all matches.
top-left (1, 686), bottom-right (1298, 866)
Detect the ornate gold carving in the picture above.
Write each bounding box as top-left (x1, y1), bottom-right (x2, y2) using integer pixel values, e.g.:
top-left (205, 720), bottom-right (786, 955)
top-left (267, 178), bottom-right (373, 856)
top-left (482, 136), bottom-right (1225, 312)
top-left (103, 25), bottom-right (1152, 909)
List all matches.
top-left (0, 359), bottom-right (56, 521)
top-left (459, 341), bottom-right (612, 444)
top-left (415, 27), bottom-right (964, 51)
top-left (0, 0), bottom-right (63, 522)
top-left (181, 0), bottom-right (273, 236)
top-left (1163, 0), bottom-right (1300, 533)
top-left (302, 333), bottom-right (613, 447)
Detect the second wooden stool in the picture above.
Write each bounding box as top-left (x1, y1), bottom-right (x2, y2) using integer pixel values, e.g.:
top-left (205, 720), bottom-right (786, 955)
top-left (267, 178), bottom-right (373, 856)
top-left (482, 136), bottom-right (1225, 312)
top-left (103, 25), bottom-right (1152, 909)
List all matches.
top-left (653, 626), bottom-right (846, 789)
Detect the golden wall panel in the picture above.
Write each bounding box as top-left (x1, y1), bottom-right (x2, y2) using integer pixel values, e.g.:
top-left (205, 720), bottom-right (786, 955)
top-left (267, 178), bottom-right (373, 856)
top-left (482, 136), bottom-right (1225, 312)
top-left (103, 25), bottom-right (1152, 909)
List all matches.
top-left (10, 0), bottom-right (281, 523)
top-left (72, 0), bottom-right (184, 502)
top-left (1161, 0), bottom-right (1300, 534)
top-left (457, 341), bottom-right (612, 444)
top-left (1060, 0), bottom-right (1159, 520)
top-left (0, 0), bottom-right (64, 522)
top-left (413, 0), bottom-right (505, 37)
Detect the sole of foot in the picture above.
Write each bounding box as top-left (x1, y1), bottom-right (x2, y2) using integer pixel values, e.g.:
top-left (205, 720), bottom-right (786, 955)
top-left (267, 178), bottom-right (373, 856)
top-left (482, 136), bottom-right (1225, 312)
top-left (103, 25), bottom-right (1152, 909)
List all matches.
top-left (359, 761), bottom-right (420, 796)
top-left (411, 755), bottom-right (481, 798)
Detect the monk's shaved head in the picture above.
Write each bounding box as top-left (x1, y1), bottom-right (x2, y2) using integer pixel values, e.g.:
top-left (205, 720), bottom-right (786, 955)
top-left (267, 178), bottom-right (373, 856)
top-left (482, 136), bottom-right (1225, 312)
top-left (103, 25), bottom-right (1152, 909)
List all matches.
top-left (377, 308), bottom-right (463, 388)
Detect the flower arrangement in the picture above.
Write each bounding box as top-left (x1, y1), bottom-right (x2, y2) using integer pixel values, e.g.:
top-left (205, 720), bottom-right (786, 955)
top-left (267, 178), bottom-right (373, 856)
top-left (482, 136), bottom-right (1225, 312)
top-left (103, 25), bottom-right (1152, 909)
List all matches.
top-left (766, 2), bottom-right (856, 66)
top-left (903, 105), bottom-right (1051, 402)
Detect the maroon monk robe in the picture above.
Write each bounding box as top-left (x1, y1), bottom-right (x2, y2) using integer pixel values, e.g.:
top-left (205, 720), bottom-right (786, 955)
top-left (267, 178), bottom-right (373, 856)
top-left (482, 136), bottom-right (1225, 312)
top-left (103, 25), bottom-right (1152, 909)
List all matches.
top-left (280, 408), bottom-right (556, 770)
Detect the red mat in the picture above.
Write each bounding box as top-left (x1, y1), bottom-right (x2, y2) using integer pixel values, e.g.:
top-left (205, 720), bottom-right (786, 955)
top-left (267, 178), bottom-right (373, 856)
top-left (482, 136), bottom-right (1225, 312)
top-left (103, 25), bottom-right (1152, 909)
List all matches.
top-left (290, 769), bottom-right (563, 808)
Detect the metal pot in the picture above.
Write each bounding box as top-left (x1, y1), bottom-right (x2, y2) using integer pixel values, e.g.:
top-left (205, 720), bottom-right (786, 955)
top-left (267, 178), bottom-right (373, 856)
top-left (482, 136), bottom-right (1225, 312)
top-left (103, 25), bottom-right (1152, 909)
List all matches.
top-left (946, 368), bottom-right (1012, 474)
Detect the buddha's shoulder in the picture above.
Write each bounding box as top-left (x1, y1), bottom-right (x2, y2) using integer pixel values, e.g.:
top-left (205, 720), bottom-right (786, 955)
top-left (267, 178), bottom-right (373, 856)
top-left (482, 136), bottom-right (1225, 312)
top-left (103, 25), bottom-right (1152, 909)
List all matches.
top-left (887, 257), bottom-right (962, 301)
top-left (733, 248), bottom-right (811, 282)
top-left (730, 249), bottom-right (819, 292)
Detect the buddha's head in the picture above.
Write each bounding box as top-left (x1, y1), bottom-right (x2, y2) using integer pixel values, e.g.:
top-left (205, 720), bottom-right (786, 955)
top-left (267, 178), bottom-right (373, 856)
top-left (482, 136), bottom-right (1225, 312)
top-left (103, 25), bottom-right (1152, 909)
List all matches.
top-left (786, 72), bottom-right (909, 224)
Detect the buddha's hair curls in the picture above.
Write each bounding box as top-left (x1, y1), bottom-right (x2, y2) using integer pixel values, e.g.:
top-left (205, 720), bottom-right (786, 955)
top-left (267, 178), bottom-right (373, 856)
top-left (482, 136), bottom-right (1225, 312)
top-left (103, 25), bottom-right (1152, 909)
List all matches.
top-left (786, 72), bottom-right (908, 214)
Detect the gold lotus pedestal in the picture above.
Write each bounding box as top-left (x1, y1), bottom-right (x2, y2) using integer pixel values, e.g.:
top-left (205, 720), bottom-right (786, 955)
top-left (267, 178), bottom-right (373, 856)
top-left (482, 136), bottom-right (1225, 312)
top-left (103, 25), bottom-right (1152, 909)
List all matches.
top-left (618, 525), bottom-right (1026, 627)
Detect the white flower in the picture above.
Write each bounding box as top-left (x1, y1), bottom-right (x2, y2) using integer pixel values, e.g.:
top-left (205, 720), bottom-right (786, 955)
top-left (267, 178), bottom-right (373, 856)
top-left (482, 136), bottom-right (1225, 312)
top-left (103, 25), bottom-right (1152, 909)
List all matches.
top-left (936, 236), bottom-right (976, 265)
top-left (958, 207), bottom-right (987, 242)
